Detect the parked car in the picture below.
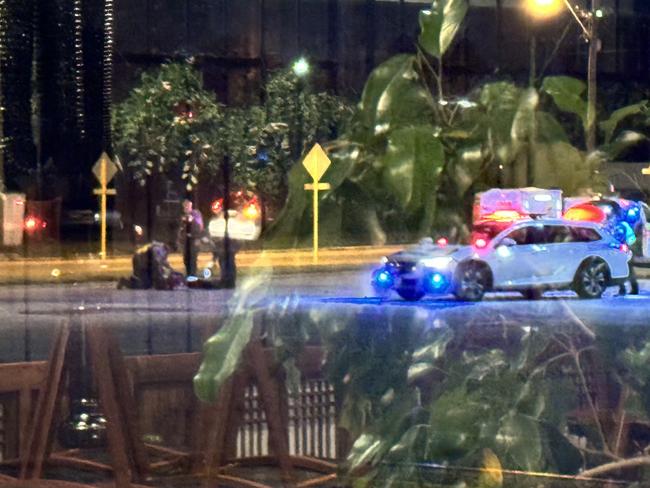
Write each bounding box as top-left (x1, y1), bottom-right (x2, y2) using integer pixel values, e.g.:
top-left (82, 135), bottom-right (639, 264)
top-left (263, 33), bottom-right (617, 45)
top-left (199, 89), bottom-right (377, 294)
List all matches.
top-left (372, 219), bottom-right (631, 301)
top-left (207, 191), bottom-right (261, 242)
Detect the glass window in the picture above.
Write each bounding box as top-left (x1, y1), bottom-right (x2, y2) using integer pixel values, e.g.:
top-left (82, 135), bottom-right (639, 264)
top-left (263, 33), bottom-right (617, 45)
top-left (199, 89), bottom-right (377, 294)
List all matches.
top-left (544, 225), bottom-right (572, 243)
top-left (504, 224), bottom-right (544, 245)
top-left (570, 226), bottom-right (601, 242)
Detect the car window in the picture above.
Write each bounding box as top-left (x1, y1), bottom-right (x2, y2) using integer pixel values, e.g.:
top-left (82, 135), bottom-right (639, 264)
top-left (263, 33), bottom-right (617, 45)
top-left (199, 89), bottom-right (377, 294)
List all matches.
top-left (504, 224), bottom-right (544, 245)
top-left (544, 225), bottom-right (572, 243)
top-left (570, 226), bottom-right (601, 242)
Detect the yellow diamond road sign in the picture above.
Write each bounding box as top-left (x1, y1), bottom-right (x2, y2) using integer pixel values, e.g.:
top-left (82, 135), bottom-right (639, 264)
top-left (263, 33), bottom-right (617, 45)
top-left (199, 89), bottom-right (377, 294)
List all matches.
top-left (302, 143), bottom-right (331, 182)
top-left (92, 152), bottom-right (119, 184)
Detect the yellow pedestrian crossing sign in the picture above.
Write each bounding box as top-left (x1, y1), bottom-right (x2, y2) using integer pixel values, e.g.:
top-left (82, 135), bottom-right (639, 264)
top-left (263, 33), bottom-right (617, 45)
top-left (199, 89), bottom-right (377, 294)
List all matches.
top-left (302, 143), bottom-right (331, 182)
top-left (302, 144), bottom-right (332, 264)
top-left (92, 152), bottom-right (119, 184)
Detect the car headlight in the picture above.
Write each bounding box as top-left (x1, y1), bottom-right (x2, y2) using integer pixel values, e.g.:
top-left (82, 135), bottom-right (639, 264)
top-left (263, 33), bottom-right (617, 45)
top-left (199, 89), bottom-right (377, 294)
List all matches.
top-left (421, 256), bottom-right (453, 269)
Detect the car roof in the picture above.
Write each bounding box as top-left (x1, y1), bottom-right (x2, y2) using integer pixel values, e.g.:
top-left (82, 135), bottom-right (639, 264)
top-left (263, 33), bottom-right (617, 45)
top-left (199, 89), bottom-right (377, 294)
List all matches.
top-left (509, 218), bottom-right (602, 230)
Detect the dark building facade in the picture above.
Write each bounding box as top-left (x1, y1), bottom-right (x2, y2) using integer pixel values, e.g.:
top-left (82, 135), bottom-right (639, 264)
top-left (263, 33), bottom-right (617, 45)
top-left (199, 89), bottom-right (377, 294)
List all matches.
top-left (113, 0), bottom-right (650, 105)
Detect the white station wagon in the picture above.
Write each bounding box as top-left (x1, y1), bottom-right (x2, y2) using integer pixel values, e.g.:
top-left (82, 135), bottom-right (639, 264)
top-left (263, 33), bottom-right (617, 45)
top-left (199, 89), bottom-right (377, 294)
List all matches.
top-left (372, 219), bottom-right (632, 301)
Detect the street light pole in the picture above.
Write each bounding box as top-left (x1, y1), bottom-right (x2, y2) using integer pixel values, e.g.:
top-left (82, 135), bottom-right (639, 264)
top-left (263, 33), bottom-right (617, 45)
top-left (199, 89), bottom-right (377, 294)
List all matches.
top-left (525, 0), bottom-right (602, 153)
top-left (586, 0), bottom-right (601, 153)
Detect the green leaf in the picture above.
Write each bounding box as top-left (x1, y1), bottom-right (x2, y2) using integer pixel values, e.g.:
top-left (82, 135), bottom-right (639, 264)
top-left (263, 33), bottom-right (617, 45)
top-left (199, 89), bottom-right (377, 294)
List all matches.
top-left (599, 101), bottom-right (649, 144)
top-left (511, 88), bottom-right (540, 147)
top-left (374, 58), bottom-right (437, 133)
top-left (541, 76), bottom-right (588, 130)
top-left (407, 362), bottom-right (434, 383)
top-left (348, 434), bottom-right (384, 471)
top-left (535, 111), bottom-right (570, 144)
top-left (496, 413), bottom-right (542, 471)
top-left (600, 130), bottom-right (648, 160)
top-left (412, 328), bottom-right (454, 363)
top-left (531, 141), bottom-right (601, 194)
top-left (379, 125), bottom-right (445, 210)
top-left (418, 0), bottom-right (469, 60)
top-left (356, 55), bottom-right (415, 141)
top-left (539, 421), bottom-right (583, 474)
top-left (193, 310), bottom-right (256, 403)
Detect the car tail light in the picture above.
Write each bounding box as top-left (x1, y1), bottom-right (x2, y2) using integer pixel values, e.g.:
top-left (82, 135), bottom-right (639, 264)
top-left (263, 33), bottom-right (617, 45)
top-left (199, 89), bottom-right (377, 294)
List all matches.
top-left (24, 216), bottom-right (46, 233)
top-left (211, 199), bottom-right (223, 215)
top-left (473, 237), bottom-right (488, 249)
top-left (243, 203), bottom-right (260, 219)
top-left (436, 237), bottom-right (448, 247)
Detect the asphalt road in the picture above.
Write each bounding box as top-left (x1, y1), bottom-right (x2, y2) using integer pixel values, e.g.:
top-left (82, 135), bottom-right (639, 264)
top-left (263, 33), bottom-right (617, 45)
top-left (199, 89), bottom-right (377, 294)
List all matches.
top-left (0, 268), bottom-right (648, 363)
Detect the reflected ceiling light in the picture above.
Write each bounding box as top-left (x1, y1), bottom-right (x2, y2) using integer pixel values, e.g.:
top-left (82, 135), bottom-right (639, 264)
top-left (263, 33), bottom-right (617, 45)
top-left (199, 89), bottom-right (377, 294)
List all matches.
top-left (525, 0), bottom-right (564, 19)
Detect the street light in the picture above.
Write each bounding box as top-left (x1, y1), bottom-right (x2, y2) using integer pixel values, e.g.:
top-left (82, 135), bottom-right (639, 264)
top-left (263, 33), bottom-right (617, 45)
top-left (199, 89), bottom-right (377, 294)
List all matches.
top-left (291, 57), bottom-right (310, 161)
top-left (525, 0), bottom-right (601, 153)
top-left (292, 57), bottom-right (311, 77)
top-left (525, 0), bottom-right (564, 20)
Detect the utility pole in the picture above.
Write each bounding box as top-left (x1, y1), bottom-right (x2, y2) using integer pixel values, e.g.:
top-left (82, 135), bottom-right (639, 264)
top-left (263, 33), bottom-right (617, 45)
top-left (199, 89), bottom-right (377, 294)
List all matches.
top-left (586, 0), bottom-right (601, 153)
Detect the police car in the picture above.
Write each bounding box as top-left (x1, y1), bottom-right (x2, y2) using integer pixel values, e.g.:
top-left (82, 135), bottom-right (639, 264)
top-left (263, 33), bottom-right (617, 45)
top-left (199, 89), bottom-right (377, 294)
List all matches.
top-left (372, 219), bottom-right (631, 301)
top-left (564, 197), bottom-right (650, 267)
top-left (207, 191), bottom-right (262, 242)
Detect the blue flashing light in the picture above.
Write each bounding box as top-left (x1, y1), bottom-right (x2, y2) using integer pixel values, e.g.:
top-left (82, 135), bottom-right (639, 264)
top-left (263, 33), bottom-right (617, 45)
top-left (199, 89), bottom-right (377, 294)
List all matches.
top-left (425, 272), bottom-right (447, 293)
top-left (625, 206), bottom-right (640, 224)
top-left (431, 272), bottom-right (445, 287)
top-left (613, 221), bottom-right (636, 245)
top-left (373, 268), bottom-right (394, 289)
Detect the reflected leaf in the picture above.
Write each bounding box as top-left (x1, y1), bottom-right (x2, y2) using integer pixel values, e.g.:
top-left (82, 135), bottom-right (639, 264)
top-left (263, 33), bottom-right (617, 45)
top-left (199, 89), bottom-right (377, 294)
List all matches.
top-left (418, 0), bottom-right (469, 60)
top-left (541, 76), bottom-right (588, 130)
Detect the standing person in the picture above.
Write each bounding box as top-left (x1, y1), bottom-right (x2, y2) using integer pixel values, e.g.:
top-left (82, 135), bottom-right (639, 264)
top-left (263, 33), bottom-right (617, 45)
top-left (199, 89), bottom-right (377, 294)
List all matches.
top-left (179, 199), bottom-right (204, 277)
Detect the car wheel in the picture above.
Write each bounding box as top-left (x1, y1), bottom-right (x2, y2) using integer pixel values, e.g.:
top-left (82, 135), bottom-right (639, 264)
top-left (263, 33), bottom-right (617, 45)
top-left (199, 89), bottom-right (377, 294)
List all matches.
top-left (574, 259), bottom-right (609, 299)
top-left (522, 288), bottom-right (543, 300)
top-left (454, 262), bottom-right (489, 302)
top-left (396, 287), bottom-right (425, 301)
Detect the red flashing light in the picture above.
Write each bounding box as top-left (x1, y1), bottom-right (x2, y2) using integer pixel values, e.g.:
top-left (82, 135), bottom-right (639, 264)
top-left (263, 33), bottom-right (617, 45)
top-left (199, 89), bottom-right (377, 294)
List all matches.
top-left (25, 217), bottom-right (37, 231)
top-left (211, 199), bottom-right (223, 215)
top-left (473, 237), bottom-right (488, 249)
top-left (483, 210), bottom-right (523, 222)
top-left (24, 216), bottom-right (45, 233)
top-left (564, 204), bottom-right (606, 223)
top-left (436, 237), bottom-right (448, 247)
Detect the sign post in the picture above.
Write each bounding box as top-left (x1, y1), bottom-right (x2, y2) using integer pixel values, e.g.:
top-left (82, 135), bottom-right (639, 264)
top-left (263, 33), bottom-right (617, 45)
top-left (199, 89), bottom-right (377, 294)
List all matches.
top-left (302, 144), bottom-right (331, 264)
top-left (92, 152), bottom-right (118, 259)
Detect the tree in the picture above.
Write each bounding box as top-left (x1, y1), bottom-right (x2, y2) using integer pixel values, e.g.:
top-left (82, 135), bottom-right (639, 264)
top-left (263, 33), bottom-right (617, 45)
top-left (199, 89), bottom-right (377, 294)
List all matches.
top-left (112, 62), bottom-right (223, 192)
top-left (113, 63), bottom-right (353, 222)
top-left (267, 0), bottom-right (613, 247)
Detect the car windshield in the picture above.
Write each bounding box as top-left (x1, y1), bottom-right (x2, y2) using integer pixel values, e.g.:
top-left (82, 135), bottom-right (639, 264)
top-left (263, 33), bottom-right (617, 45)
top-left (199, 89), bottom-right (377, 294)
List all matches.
top-left (2, 1), bottom-right (649, 487)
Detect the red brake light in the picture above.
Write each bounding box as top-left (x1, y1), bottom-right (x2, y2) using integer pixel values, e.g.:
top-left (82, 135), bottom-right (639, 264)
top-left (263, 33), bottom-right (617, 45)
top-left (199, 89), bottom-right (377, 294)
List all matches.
top-left (211, 199), bottom-right (223, 215)
top-left (474, 237), bottom-right (488, 249)
top-left (24, 216), bottom-right (46, 233)
top-left (436, 237), bottom-right (448, 247)
top-left (24, 216), bottom-right (38, 232)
